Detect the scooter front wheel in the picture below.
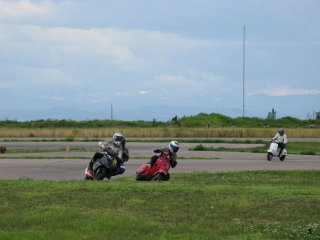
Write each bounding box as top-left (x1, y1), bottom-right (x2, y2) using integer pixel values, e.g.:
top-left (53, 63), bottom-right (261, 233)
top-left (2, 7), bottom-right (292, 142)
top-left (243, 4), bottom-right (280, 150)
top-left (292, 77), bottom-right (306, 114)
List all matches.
top-left (267, 153), bottom-right (273, 161)
top-left (84, 175), bottom-right (93, 180)
top-left (280, 156), bottom-right (286, 161)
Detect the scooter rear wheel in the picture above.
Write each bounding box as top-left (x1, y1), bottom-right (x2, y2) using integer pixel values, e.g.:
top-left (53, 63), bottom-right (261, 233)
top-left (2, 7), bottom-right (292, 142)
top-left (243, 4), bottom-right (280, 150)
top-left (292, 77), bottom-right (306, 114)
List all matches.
top-left (136, 174), bottom-right (151, 181)
top-left (153, 172), bottom-right (170, 181)
top-left (267, 153), bottom-right (273, 161)
top-left (280, 156), bottom-right (286, 161)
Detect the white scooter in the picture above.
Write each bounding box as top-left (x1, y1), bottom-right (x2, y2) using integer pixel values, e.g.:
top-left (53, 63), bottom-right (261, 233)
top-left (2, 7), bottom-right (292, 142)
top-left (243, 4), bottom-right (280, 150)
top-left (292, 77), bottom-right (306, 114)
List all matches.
top-left (267, 140), bottom-right (287, 161)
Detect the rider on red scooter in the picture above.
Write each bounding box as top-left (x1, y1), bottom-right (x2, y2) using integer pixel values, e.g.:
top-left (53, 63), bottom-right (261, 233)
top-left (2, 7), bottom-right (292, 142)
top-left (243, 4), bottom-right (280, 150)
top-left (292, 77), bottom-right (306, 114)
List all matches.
top-left (150, 141), bottom-right (179, 168)
top-left (135, 141), bottom-right (179, 181)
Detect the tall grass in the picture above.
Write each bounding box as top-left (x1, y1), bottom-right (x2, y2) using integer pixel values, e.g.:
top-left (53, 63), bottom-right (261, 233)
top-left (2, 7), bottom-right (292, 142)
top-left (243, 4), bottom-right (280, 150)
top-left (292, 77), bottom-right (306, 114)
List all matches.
top-left (0, 127), bottom-right (319, 138)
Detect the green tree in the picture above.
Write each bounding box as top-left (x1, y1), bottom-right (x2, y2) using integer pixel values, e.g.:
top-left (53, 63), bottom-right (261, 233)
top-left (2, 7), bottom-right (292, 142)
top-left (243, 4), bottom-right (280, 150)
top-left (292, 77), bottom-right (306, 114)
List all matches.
top-left (267, 108), bottom-right (276, 119)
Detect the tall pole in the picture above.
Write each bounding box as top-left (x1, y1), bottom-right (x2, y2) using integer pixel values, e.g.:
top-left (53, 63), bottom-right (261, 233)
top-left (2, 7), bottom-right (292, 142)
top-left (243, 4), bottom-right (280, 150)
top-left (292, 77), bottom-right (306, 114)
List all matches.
top-left (242, 26), bottom-right (246, 118)
top-left (111, 104), bottom-right (113, 121)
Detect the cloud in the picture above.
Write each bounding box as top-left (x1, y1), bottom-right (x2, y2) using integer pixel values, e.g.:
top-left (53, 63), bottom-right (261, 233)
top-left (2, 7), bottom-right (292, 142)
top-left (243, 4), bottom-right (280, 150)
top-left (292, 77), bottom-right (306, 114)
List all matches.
top-left (17, 66), bottom-right (80, 86)
top-left (0, 0), bottom-right (53, 18)
top-left (78, 92), bottom-right (111, 103)
top-left (149, 74), bottom-right (197, 87)
top-left (149, 72), bottom-right (230, 92)
top-left (139, 72), bottom-right (236, 106)
top-left (1, 23), bottom-right (234, 106)
top-left (201, 72), bottom-right (226, 84)
top-left (249, 87), bottom-right (320, 96)
top-left (0, 81), bottom-right (17, 90)
top-left (0, 24), bottom-right (153, 73)
top-left (51, 96), bottom-right (65, 102)
top-left (77, 90), bottom-right (130, 103)
top-left (0, 23), bottom-right (237, 85)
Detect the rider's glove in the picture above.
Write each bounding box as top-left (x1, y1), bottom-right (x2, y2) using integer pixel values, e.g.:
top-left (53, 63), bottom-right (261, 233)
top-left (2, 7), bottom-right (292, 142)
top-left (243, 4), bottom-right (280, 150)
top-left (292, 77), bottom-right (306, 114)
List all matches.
top-left (170, 160), bottom-right (177, 168)
top-left (153, 148), bottom-right (161, 153)
top-left (122, 152), bottom-right (129, 161)
top-left (99, 141), bottom-right (105, 149)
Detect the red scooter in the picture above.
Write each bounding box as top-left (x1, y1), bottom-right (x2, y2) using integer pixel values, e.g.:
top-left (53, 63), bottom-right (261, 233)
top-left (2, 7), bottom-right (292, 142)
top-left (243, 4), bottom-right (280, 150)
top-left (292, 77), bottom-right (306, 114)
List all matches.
top-left (136, 149), bottom-right (173, 181)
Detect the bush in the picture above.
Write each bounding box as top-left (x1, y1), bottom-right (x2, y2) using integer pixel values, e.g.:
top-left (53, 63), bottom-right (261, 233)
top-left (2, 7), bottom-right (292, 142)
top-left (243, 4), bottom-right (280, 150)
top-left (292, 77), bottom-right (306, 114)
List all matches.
top-left (300, 151), bottom-right (316, 155)
top-left (193, 144), bottom-right (206, 151)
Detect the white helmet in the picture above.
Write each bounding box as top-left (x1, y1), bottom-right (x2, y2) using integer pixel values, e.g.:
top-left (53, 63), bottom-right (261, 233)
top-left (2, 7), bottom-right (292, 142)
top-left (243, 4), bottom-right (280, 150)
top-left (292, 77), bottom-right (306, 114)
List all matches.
top-left (112, 133), bottom-right (124, 147)
top-left (168, 141), bottom-right (179, 153)
top-left (279, 128), bottom-right (285, 136)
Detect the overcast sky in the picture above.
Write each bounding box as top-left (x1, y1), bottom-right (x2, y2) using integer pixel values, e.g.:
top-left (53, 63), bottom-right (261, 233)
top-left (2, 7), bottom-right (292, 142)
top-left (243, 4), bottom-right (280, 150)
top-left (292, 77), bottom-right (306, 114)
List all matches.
top-left (0, 0), bottom-right (319, 121)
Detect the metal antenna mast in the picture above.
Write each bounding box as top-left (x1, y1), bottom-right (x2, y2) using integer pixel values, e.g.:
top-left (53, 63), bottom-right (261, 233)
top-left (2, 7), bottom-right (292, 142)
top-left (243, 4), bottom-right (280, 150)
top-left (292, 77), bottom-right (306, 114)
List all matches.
top-left (242, 26), bottom-right (246, 118)
top-left (111, 104), bottom-right (113, 121)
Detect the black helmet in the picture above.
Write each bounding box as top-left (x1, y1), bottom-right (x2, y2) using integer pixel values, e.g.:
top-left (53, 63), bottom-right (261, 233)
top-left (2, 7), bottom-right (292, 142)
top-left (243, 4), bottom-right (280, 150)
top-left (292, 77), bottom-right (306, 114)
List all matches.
top-left (112, 133), bottom-right (124, 147)
top-left (168, 141), bottom-right (179, 153)
top-left (279, 128), bottom-right (285, 136)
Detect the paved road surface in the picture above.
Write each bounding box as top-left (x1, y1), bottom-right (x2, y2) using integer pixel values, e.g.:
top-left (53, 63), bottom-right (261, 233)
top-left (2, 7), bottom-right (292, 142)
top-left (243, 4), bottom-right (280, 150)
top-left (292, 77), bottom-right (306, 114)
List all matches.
top-left (0, 141), bottom-right (265, 150)
top-left (0, 141), bottom-right (319, 181)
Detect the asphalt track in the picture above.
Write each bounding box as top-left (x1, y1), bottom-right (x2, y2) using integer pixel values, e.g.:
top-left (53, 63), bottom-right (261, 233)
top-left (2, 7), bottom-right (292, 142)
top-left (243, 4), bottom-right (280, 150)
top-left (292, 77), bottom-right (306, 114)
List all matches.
top-left (0, 141), bottom-right (320, 181)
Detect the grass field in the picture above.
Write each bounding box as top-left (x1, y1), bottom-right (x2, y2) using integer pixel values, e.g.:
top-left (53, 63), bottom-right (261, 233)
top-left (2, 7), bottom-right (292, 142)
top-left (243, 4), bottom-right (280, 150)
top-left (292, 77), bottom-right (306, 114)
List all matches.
top-left (0, 171), bottom-right (319, 240)
top-left (192, 141), bottom-right (320, 156)
top-left (2, 140), bottom-right (319, 156)
top-left (0, 127), bottom-right (320, 138)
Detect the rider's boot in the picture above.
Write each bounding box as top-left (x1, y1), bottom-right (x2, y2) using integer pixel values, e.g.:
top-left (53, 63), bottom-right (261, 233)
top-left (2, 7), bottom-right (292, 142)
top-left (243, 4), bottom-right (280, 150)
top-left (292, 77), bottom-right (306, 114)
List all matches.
top-left (110, 165), bottom-right (126, 177)
top-left (278, 149), bottom-right (283, 157)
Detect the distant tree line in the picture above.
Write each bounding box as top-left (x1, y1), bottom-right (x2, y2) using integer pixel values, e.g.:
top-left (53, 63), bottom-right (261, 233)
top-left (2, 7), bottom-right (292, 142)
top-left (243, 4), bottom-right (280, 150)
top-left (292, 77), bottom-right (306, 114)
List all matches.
top-left (1, 113), bottom-right (319, 128)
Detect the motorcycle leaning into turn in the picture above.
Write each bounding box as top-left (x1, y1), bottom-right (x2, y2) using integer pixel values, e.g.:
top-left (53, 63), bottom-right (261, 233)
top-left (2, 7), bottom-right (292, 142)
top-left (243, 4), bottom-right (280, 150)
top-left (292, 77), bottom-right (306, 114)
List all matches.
top-left (84, 144), bottom-right (122, 180)
top-left (136, 148), bottom-right (174, 181)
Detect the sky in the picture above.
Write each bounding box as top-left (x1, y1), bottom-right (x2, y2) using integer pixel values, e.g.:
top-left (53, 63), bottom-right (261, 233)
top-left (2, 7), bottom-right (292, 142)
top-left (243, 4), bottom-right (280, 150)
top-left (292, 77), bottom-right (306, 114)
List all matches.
top-left (0, 0), bottom-right (319, 121)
